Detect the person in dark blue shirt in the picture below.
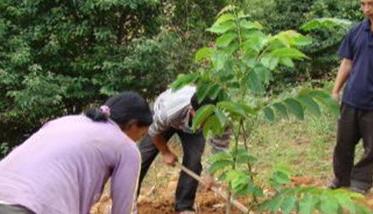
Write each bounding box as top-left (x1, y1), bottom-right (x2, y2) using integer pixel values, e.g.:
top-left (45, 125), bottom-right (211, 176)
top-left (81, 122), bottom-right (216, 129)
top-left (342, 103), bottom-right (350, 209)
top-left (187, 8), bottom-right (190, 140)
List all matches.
top-left (330, 0), bottom-right (373, 194)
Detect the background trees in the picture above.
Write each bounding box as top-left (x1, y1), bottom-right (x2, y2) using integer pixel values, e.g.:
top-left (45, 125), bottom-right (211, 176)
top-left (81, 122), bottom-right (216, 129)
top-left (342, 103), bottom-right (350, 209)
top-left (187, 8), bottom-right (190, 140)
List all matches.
top-left (0, 0), bottom-right (365, 155)
top-left (0, 0), bottom-right (227, 150)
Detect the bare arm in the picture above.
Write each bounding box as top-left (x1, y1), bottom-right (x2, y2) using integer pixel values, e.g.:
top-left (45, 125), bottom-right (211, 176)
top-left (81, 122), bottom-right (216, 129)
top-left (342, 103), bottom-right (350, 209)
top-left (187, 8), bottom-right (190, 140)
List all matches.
top-left (152, 133), bottom-right (178, 166)
top-left (332, 58), bottom-right (353, 100)
top-left (152, 133), bottom-right (171, 155)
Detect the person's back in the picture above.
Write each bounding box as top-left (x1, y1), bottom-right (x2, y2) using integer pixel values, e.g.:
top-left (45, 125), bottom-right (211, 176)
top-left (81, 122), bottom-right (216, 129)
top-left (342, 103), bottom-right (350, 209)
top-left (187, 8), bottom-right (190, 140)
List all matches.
top-left (0, 114), bottom-right (140, 214)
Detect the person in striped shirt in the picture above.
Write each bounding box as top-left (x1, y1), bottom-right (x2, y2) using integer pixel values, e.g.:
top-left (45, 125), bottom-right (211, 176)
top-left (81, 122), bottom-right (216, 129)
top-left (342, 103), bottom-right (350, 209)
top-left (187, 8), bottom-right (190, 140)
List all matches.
top-left (137, 85), bottom-right (230, 214)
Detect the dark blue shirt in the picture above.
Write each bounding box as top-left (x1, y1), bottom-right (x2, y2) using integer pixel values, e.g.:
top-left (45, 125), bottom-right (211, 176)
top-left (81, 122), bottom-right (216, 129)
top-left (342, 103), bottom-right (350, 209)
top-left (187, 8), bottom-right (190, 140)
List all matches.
top-left (339, 19), bottom-right (373, 110)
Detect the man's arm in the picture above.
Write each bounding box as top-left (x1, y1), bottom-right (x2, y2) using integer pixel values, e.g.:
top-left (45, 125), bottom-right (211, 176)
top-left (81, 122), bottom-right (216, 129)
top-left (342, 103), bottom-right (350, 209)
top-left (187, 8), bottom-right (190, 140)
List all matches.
top-left (332, 58), bottom-right (353, 101)
top-left (152, 133), bottom-right (177, 166)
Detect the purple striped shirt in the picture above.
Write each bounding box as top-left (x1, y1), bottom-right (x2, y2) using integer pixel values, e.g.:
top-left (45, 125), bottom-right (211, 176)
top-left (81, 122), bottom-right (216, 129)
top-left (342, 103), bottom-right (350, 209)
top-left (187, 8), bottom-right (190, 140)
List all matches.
top-left (0, 115), bottom-right (140, 214)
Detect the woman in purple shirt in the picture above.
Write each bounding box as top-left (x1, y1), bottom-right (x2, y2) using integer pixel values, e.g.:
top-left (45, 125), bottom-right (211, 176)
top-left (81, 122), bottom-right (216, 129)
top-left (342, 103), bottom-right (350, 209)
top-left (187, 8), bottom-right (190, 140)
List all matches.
top-left (0, 91), bottom-right (152, 214)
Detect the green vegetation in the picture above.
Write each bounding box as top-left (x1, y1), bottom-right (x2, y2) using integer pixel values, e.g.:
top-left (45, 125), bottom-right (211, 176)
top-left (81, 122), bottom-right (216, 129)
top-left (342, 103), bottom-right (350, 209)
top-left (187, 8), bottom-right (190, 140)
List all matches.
top-left (171, 4), bottom-right (370, 213)
top-left (0, 0), bottom-right (226, 150)
top-left (1, 0), bottom-right (372, 212)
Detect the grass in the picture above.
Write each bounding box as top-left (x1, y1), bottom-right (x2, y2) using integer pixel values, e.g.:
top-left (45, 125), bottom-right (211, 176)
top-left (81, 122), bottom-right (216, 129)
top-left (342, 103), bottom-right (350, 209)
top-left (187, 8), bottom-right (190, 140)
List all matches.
top-left (140, 112), bottom-right (339, 193)
top-left (101, 109), bottom-right (373, 213)
top-left (248, 113), bottom-right (337, 186)
top-left (140, 110), bottom-right (367, 191)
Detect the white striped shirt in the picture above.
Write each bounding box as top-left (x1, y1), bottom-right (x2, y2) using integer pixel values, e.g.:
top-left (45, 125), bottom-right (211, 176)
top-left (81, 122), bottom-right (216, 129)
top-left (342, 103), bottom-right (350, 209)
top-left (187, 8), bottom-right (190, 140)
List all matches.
top-left (148, 86), bottom-right (196, 137)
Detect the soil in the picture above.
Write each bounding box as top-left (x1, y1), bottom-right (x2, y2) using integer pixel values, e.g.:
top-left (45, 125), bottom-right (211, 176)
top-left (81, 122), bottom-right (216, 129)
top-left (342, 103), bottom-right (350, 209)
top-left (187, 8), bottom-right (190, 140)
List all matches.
top-left (92, 190), bottom-right (242, 214)
top-left (91, 175), bottom-right (373, 214)
top-left (90, 142), bottom-right (373, 213)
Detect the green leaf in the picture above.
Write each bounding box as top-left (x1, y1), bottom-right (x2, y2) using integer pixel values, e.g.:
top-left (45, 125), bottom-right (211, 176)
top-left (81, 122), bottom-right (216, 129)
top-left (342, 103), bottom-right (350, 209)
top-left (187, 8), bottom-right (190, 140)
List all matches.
top-left (260, 194), bottom-right (284, 212)
top-left (208, 84), bottom-right (222, 100)
top-left (301, 18), bottom-right (352, 32)
top-left (284, 98), bottom-right (304, 120)
top-left (272, 170), bottom-right (291, 186)
top-left (195, 47), bottom-right (214, 62)
top-left (244, 70), bottom-right (265, 94)
top-left (192, 104), bottom-right (215, 130)
top-left (281, 195), bottom-right (297, 214)
top-left (309, 90), bottom-right (339, 116)
top-left (297, 96), bottom-right (321, 117)
top-left (261, 55), bottom-right (279, 70)
top-left (273, 102), bottom-right (288, 118)
top-left (216, 32), bottom-right (237, 47)
top-left (171, 74), bottom-right (198, 89)
top-left (299, 194), bottom-right (318, 214)
top-left (280, 57), bottom-right (295, 68)
top-left (216, 13), bottom-right (235, 24)
top-left (293, 35), bottom-right (313, 46)
top-left (253, 64), bottom-right (272, 85)
top-left (239, 20), bottom-right (263, 30)
top-left (242, 31), bottom-right (268, 54)
top-left (196, 83), bottom-right (210, 103)
top-left (218, 101), bottom-right (247, 118)
top-left (217, 5), bottom-right (237, 16)
top-left (212, 51), bottom-right (227, 71)
top-left (238, 102), bottom-right (257, 115)
top-left (334, 193), bottom-right (356, 214)
top-left (209, 150), bottom-right (232, 162)
top-left (248, 185), bottom-right (264, 197)
top-left (235, 149), bottom-right (257, 164)
top-left (232, 174), bottom-right (250, 194)
top-left (209, 159), bottom-right (234, 174)
top-left (263, 107), bottom-right (275, 121)
top-left (203, 115), bottom-right (224, 136)
top-left (271, 48), bottom-right (309, 60)
top-left (207, 21), bottom-right (236, 34)
top-left (214, 108), bottom-right (228, 127)
top-left (319, 194), bottom-right (339, 214)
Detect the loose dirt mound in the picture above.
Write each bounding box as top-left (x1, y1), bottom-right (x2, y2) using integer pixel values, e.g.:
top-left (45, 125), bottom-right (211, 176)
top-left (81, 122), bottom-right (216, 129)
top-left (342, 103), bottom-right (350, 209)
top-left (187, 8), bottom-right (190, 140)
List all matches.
top-left (92, 191), bottom-right (242, 214)
top-left (91, 175), bottom-right (373, 214)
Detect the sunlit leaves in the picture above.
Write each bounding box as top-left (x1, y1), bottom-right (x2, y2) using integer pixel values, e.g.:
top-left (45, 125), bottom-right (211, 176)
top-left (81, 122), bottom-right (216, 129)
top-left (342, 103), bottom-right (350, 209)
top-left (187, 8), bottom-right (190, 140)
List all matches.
top-left (270, 30), bottom-right (313, 47)
top-left (270, 166), bottom-right (291, 190)
top-left (260, 187), bottom-right (369, 214)
top-left (192, 104), bottom-right (215, 131)
top-left (195, 47), bottom-right (214, 62)
top-left (271, 48), bottom-right (309, 60)
top-left (301, 18), bottom-right (352, 32)
top-left (215, 13), bottom-right (235, 25)
top-left (207, 21), bottom-right (236, 34)
top-left (171, 73), bottom-right (199, 90)
top-left (216, 32), bottom-right (237, 47)
top-left (262, 88), bottom-right (338, 121)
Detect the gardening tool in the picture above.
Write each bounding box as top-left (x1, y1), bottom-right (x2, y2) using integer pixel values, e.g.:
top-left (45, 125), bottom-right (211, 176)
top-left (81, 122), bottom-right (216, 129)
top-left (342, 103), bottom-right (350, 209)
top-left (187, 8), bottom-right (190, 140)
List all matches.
top-left (175, 162), bottom-right (249, 213)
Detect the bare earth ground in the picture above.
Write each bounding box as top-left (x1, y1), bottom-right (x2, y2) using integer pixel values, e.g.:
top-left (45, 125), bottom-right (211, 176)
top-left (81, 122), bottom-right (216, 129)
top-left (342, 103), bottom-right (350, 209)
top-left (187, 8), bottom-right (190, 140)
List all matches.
top-left (91, 135), bottom-right (373, 214)
top-left (91, 174), bottom-right (373, 214)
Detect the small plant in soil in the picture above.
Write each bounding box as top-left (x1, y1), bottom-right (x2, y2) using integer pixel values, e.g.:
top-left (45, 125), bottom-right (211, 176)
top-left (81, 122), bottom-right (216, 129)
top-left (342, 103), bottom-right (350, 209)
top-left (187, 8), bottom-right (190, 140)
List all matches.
top-left (172, 4), bottom-right (370, 214)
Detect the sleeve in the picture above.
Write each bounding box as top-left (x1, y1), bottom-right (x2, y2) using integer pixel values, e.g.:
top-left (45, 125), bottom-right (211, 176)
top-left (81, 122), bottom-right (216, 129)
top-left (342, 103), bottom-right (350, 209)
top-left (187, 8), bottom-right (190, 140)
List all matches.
top-left (338, 30), bottom-right (354, 60)
top-left (148, 111), bottom-right (170, 137)
top-left (110, 146), bottom-right (141, 214)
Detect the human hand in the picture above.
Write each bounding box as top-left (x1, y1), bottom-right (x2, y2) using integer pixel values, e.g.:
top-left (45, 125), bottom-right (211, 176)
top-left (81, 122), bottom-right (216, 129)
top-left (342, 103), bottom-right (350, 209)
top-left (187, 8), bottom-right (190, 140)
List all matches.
top-left (331, 92), bottom-right (340, 102)
top-left (202, 174), bottom-right (216, 190)
top-left (161, 151), bottom-right (178, 166)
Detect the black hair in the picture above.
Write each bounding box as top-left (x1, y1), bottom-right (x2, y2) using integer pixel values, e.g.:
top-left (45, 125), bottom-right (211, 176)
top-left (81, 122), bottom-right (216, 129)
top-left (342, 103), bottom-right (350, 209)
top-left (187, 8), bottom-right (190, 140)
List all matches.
top-left (85, 91), bottom-right (153, 127)
top-left (190, 93), bottom-right (219, 111)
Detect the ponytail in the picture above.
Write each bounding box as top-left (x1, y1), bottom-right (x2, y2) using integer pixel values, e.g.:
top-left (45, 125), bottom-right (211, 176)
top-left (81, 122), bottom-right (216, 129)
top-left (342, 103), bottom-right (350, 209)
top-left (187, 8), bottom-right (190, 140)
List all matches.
top-left (84, 91), bottom-right (153, 127)
top-left (84, 105), bottom-right (111, 122)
